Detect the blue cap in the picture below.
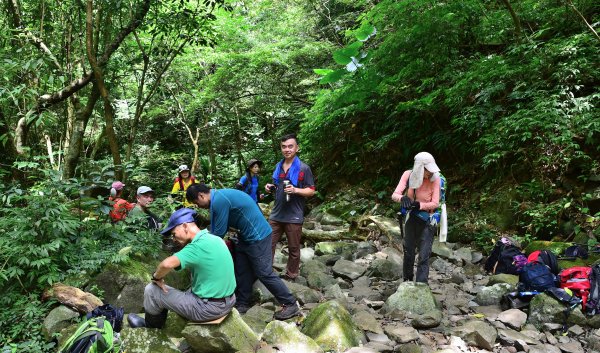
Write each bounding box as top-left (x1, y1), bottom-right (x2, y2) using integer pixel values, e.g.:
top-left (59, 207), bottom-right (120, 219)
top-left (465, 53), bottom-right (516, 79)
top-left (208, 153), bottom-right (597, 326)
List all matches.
top-left (161, 208), bottom-right (197, 236)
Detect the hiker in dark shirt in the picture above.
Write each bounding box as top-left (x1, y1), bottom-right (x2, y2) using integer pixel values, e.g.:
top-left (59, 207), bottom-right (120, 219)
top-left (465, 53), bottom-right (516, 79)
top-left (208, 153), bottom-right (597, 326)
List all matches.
top-left (265, 133), bottom-right (315, 281)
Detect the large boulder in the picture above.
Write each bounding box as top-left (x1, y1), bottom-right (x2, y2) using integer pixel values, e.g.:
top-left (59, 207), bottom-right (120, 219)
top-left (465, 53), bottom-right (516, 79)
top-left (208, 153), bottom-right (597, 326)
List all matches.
top-left (42, 305), bottom-right (80, 341)
top-left (301, 260), bottom-right (337, 290)
top-left (262, 320), bottom-right (323, 353)
top-left (527, 293), bottom-right (587, 329)
top-left (42, 283), bottom-right (103, 313)
top-left (382, 282), bottom-right (439, 316)
top-left (301, 300), bottom-right (366, 352)
top-left (120, 327), bottom-right (180, 352)
top-left (241, 306), bottom-right (275, 334)
top-left (182, 309), bottom-right (260, 353)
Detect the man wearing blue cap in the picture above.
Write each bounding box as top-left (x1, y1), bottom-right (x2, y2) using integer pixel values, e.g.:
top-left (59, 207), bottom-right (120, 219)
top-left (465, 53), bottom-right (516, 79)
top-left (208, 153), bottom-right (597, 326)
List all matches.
top-left (127, 208), bottom-right (236, 328)
top-left (186, 184), bottom-right (300, 320)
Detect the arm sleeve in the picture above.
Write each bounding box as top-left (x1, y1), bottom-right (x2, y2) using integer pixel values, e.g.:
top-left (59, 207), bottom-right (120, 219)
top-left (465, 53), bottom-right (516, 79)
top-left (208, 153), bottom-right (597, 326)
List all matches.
top-left (418, 177), bottom-right (441, 211)
top-left (239, 175), bottom-right (247, 185)
top-left (391, 170), bottom-right (411, 202)
top-left (209, 196), bottom-right (229, 237)
top-left (301, 165), bottom-right (315, 189)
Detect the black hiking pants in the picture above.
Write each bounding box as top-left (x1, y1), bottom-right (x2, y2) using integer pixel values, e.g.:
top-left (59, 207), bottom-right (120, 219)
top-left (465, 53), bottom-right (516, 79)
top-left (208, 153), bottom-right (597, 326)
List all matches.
top-left (403, 215), bottom-right (436, 284)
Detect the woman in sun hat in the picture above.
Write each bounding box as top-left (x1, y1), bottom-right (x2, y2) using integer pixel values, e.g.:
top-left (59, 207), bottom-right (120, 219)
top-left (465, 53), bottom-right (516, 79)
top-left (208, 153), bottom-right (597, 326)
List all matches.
top-left (391, 152), bottom-right (441, 284)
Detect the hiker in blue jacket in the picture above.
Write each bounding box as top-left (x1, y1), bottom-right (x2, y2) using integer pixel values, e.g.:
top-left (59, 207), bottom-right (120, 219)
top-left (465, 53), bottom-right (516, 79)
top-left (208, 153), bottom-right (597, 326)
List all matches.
top-left (236, 159), bottom-right (263, 203)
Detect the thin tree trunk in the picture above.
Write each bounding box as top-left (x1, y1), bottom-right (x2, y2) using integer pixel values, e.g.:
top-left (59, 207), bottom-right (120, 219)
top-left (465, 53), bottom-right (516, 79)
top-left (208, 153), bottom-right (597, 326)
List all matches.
top-left (499, 0), bottom-right (522, 40)
top-left (86, 0), bottom-right (123, 180)
top-left (63, 85), bottom-right (101, 179)
top-left (44, 134), bottom-right (55, 168)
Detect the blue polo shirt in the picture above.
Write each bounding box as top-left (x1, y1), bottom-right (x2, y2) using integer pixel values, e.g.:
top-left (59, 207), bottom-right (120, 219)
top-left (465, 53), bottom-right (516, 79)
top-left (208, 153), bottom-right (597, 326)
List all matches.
top-left (209, 189), bottom-right (271, 243)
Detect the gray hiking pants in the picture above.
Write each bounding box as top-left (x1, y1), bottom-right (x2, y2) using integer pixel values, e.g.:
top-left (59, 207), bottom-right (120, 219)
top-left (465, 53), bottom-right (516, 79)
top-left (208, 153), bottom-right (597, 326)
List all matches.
top-left (403, 215), bottom-right (437, 284)
top-left (143, 283), bottom-right (236, 322)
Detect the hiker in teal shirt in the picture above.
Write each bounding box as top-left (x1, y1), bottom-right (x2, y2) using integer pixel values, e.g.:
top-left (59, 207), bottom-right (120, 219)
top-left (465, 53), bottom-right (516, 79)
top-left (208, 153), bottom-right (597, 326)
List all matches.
top-left (187, 184), bottom-right (300, 320)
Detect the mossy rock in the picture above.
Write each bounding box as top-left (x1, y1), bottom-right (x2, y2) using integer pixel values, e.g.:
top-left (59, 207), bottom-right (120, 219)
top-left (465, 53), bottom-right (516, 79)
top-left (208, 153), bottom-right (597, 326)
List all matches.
top-left (522, 241), bottom-right (571, 256)
top-left (301, 300), bottom-right (365, 352)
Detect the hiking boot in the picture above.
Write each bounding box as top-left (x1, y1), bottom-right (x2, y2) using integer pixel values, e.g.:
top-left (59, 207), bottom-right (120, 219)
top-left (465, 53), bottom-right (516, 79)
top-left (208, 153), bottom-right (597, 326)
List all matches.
top-left (274, 303), bottom-right (300, 320)
top-left (235, 305), bottom-right (250, 314)
top-left (127, 313), bottom-right (146, 328)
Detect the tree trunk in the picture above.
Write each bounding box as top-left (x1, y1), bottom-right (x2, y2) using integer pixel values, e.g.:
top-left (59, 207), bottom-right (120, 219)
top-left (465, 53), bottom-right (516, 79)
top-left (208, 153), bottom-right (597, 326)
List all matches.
top-left (499, 0), bottom-right (522, 40)
top-left (86, 0), bottom-right (123, 180)
top-left (62, 86), bottom-right (101, 179)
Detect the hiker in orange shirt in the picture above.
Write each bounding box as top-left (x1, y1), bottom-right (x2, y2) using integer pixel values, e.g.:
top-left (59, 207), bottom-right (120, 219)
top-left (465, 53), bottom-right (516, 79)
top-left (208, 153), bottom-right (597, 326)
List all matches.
top-left (109, 181), bottom-right (135, 222)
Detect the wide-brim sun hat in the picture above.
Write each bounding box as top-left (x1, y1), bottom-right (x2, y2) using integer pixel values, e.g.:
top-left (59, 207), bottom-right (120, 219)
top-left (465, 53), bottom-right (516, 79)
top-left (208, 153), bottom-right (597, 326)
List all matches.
top-left (409, 152), bottom-right (440, 189)
top-left (161, 208), bottom-right (197, 236)
top-left (246, 159), bottom-right (263, 171)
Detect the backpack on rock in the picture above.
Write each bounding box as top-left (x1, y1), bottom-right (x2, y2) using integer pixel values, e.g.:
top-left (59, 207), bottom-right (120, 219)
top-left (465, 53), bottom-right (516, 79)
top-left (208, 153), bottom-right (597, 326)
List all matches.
top-left (484, 238), bottom-right (527, 275)
top-left (59, 317), bottom-right (121, 353)
top-left (559, 266), bottom-right (591, 309)
top-left (527, 250), bottom-right (560, 275)
top-left (518, 261), bottom-right (557, 292)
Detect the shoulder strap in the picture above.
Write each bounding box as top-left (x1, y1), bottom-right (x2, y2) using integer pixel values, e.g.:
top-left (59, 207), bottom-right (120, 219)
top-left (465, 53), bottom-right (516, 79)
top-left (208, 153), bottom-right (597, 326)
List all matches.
top-left (178, 177), bottom-right (184, 191)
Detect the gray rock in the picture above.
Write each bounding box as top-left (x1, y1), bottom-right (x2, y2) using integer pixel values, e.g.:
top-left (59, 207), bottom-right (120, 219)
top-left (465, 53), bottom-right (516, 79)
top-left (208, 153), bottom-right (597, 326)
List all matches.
top-left (42, 305), bottom-right (80, 341)
top-left (453, 319), bottom-right (497, 351)
top-left (300, 247), bottom-right (316, 262)
top-left (353, 310), bottom-right (383, 334)
top-left (285, 281), bottom-right (324, 305)
top-left (367, 258), bottom-right (401, 281)
top-left (431, 242), bottom-right (458, 262)
top-left (430, 257), bottom-right (453, 273)
top-left (497, 308), bottom-right (528, 330)
top-left (182, 309), bottom-right (259, 353)
top-left (332, 259), bottom-right (367, 280)
top-left (314, 241), bottom-right (357, 256)
top-left (381, 247), bottom-right (403, 266)
top-left (383, 325), bottom-right (419, 343)
top-left (262, 320), bottom-right (323, 353)
top-left (528, 344), bottom-right (561, 353)
top-left (354, 241), bottom-right (378, 260)
top-left (382, 282), bottom-right (438, 316)
top-left (454, 247), bottom-right (473, 264)
top-left (497, 328), bottom-right (541, 345)
top-left (241, 305), bottom-right (274, 334)
top-left (301, 301), bottom-right (366, 352)
top-left (411, 309), bottom-right (442, 329)
top-left (320, 213), bottom-right (344, 226)
top-left (487, 273), bottom-right (519, 287)
top-left (557, 340), bottom-right (585, 353)
top-left (474, 283), bottom-right (512, 306)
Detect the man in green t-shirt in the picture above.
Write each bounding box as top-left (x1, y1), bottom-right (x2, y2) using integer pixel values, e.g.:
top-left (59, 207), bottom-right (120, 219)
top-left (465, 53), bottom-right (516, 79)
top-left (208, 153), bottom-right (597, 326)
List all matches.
top-left (128, 208), bottom-right (236, 328)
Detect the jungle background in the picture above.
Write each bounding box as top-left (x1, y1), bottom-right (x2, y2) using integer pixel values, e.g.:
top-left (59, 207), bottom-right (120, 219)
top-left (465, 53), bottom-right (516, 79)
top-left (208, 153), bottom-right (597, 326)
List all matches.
top-left (0, 0), bottom-right (598, 350)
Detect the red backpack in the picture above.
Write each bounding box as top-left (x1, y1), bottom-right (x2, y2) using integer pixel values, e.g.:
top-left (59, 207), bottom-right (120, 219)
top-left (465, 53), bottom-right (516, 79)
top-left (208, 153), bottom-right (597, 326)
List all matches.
top-left (559, 266), bottom-right (592, 308)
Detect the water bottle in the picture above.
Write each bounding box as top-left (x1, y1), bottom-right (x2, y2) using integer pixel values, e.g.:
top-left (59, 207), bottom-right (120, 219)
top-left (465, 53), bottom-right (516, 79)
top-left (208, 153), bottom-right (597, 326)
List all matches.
top-left (283, 180), bottom-right (291, 202)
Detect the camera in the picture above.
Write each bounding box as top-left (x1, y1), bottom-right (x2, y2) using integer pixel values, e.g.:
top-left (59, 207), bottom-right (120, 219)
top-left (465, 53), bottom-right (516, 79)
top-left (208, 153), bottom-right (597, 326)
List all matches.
top-left (268, 185), bottom-right (277, 192)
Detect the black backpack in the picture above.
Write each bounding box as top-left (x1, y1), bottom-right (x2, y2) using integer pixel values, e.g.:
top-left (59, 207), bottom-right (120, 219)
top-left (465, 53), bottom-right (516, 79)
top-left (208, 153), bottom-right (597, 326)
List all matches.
top-left (585, 264), bottom-right (600, 315)
top-left (536, 250), bottom-right (560, 275)
top-left (564, 245), bottom-right (589, 259)
top-left (484, 239), bottom-right (527, 275)
top-left (86, 304), bottom-right (124, 333)
top-left (518, 261), bottom-right (557, 292)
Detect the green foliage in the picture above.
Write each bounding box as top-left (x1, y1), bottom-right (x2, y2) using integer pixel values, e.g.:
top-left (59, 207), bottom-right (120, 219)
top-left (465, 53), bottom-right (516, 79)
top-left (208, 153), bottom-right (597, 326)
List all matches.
top-left (0, 170), bottom-right (161, 349)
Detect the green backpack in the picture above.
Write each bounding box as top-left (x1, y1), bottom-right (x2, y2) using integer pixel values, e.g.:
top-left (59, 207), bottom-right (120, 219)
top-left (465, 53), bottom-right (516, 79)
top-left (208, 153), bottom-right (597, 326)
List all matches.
top-left (59, 317), bottom-right (120, 353)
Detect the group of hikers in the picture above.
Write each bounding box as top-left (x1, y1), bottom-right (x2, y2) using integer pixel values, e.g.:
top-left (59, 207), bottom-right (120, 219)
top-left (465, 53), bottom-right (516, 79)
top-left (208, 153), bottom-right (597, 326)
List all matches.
top-left (107, 132), bottom-right (444, 329)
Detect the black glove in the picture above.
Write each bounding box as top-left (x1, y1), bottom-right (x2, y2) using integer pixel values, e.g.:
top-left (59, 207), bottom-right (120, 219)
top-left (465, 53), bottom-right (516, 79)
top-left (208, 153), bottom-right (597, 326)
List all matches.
top-left (401, 196), bottom-right (412, 209)
top-left (411, 201), bottom-right (421, 210)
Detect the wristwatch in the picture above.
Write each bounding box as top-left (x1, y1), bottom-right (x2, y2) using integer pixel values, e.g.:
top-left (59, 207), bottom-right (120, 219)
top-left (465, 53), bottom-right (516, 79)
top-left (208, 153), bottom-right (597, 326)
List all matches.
top-left (151, 273), bottom-right (163, 281)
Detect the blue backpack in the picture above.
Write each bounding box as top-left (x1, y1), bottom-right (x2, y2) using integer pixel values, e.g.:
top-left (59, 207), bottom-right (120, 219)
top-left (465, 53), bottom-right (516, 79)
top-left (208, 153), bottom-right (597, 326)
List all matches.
top-left (518, 261), bottom-right (557, 292)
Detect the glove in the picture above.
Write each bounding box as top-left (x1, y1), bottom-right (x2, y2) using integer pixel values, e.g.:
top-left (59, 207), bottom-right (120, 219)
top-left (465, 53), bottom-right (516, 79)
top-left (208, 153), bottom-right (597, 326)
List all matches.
top-left (401, 196), bottom-right (412, 209)
top-left (411, 201), bottom-right (421, 210)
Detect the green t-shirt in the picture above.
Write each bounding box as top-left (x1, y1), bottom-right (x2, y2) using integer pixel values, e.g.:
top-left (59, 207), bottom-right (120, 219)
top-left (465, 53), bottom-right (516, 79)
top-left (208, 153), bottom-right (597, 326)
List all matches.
top-left (174, 229), bottom-right (236, 298)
